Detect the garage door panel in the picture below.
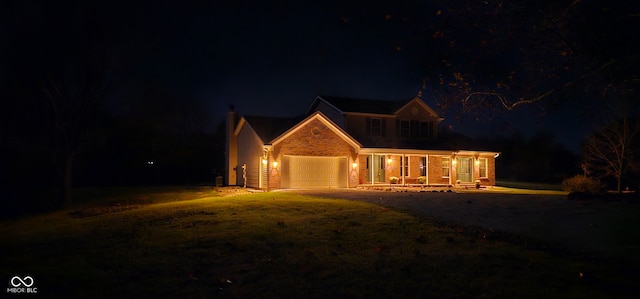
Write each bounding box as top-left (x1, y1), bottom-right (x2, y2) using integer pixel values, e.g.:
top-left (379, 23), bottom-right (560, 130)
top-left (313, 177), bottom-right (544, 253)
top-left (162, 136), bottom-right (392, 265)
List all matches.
top-left (283, 155), bottom-right (347, 188)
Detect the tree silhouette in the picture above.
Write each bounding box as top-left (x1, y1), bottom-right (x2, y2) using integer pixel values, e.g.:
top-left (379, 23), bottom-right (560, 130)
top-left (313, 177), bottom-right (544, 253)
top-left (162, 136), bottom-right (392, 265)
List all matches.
top-left (42, 44), bottom-right (111, 206)
top-left (337, 0), bottom-right (639, 116)
top-left (3, 1), bottom-right (115, 207)
top-left (582, 83), bottom-right (640, 192)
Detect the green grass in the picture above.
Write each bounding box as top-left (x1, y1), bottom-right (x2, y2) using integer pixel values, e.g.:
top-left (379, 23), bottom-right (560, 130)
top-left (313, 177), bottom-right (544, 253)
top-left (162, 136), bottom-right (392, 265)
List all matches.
top-left (1, 189), bottom-right (637, 298)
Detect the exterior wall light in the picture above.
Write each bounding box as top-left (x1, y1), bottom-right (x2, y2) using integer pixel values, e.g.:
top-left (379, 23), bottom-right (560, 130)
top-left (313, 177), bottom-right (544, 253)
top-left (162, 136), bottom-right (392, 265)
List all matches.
top-left (272, 161), bottom-right (278, 169)
top-left (387, 158), bottom-right (392, 164)
top-left (352, 162), bottom-right (358, 169)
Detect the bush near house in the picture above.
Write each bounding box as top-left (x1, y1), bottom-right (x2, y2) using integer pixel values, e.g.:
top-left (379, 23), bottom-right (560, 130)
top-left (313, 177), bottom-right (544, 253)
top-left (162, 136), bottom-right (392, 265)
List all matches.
top-left (562, 175), bottom-right (605, 199)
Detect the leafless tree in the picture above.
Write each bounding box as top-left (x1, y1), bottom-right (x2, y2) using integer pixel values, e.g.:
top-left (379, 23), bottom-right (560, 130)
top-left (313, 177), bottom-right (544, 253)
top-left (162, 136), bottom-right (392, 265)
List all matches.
top-left (42, 40), bottom-right (112, 206)
top-left (582, 81), bottom-right (640, 192)
top-left (341, 0), bottom-right (639, 117)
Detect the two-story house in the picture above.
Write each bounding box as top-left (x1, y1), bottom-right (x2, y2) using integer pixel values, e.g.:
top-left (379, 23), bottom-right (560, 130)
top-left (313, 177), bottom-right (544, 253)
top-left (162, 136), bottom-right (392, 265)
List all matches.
top-left (225, 95), bottom-right (499, 189)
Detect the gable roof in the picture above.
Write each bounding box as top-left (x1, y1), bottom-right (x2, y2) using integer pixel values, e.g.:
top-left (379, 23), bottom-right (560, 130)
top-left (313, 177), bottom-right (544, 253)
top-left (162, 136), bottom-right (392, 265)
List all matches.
top-left (307, 95), bottom-right (441, 118)
top-left (394, 97), bottom-right (443, 119)
top-left (235, 115), bottom-right (304, 143)
top-left (270, 111), bottom-right (362, 149)
top-left (307, 95), bottom-right (410, 115)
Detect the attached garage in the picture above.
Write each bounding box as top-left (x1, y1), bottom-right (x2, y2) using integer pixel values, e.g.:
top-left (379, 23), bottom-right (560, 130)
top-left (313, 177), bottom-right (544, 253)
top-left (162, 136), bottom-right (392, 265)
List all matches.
top-left (281, 155), bottom-right (349, 188)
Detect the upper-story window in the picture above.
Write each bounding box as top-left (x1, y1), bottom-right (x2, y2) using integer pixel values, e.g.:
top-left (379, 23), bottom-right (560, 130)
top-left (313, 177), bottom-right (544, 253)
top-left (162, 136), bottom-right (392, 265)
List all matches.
top-left (410, 120), bottom-right (420, 138)
top-left (368, 118), bottom-right (384, 137)
top-left (400, 120), bottom-right (410, 137)
top-left (420, 121), bottom-right (433, 139)
top-left (398, 120), bottom-right (433, 139)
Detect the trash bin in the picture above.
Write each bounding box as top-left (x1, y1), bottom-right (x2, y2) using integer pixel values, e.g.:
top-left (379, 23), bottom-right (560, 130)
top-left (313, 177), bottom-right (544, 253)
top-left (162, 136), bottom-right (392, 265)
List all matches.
top-left (215, 176), bottom-right (223, 187)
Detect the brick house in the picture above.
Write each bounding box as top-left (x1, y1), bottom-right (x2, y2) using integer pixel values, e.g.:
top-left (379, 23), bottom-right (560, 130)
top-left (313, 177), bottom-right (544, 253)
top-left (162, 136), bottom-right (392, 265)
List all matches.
top-left (225, 95), bottom-right (499, 189)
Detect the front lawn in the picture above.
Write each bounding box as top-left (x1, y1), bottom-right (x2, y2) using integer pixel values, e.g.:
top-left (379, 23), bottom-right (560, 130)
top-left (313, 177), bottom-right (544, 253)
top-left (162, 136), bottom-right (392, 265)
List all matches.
top-left (0, 189), bottom-right (636, 298)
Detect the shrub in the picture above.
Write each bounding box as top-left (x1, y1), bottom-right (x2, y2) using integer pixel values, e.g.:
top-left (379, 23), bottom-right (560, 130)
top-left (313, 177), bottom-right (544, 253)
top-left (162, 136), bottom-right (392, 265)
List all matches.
top-left (390, 176), bottom-right (399, 184)
top-left (417, 176), bottom-right (426, 184)
top-left (562, 175), bottom-right (604, 195)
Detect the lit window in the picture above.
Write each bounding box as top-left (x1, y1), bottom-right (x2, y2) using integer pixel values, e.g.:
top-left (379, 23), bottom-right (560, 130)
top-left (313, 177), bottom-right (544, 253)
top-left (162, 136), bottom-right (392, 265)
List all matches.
top-left (420, 157), bottom-right (427, 176)
top-left (401, 156), bottom-right (409, 177)
top-left (479, 158), bottom-right (488, 178)
top-left (442, 157), bottom-right (450, 177)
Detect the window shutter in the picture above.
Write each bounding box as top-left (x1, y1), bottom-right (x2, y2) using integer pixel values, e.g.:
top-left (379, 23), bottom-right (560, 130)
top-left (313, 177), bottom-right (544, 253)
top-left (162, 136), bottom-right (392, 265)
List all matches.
top-left (366, 117), bottom-right (371, 136)
top-left (381, 119), bottom-right (386, 137)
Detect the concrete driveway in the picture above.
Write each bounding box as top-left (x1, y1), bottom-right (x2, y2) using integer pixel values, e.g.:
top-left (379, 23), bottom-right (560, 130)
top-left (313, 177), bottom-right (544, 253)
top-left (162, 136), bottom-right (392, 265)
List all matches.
top-left (286, 188), bottom-right (640, 258)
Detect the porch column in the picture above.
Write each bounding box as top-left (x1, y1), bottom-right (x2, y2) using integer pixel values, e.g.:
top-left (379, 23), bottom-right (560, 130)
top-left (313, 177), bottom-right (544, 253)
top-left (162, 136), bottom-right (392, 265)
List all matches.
top-left (425, 154), bottom-right (429, 185)
top-left (402, 153), bottom-right (406, 185)
top-left (449, 155), bottom-right (453, 186)
top-left (371, 153), bottom-right (374, 186)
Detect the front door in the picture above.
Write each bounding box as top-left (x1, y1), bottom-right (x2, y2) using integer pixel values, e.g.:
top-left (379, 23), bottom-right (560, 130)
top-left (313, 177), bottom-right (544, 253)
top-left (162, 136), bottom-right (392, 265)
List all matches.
top-left (366, 155), bottom-right (386, 183)
top-left (456, 157), bottom-right (473, 183)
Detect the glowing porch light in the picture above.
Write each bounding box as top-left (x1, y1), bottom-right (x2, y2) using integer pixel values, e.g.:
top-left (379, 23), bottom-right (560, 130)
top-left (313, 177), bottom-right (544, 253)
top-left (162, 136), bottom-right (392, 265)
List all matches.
top-left (387, 158), bottom-right (392, 164)
top-left (272, 161), bottom-right (278, 168)
top-left (352, 162), bottom-right (358, 169)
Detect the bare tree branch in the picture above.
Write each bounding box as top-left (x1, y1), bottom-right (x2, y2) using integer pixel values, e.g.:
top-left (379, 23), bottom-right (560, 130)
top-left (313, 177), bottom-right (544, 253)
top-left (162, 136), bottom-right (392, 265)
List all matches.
top-left (462, 59), bottom-right (617, 111)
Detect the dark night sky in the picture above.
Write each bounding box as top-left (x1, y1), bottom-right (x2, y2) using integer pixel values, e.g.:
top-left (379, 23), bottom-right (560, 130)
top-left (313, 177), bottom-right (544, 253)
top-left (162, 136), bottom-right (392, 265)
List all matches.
top-left (2, 0), bottom-right (604, 152)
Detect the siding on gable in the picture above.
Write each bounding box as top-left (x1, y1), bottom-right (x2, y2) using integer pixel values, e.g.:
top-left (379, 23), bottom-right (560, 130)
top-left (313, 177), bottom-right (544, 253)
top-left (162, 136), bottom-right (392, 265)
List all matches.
top-left (237, 123), bottom-right (265, 188)
top-left (394, 101), bottom-right (440, 141)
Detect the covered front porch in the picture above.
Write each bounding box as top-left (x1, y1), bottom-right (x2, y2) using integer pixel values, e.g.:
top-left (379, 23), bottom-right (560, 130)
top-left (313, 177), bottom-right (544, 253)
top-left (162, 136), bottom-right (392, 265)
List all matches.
top-left (355, 149), bottom-right (499, 188)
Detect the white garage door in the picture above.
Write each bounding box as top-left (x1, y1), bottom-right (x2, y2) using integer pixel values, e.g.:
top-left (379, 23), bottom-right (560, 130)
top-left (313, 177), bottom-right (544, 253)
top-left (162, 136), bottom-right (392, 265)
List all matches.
top-left (281, 155), bottom-right (348, 188)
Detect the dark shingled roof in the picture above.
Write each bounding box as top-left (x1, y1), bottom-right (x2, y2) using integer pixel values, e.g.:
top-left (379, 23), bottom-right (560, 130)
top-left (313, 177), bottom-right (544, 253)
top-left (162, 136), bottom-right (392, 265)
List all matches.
top-left (317, 95), bottom-right (413, 115)
top-left (242, 115), bottom-right (304, 143)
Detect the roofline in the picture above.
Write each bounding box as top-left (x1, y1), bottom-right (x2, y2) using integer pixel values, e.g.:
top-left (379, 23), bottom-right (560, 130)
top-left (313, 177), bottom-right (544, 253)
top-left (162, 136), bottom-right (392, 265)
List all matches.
top-left (394, 96), bottom-right (441, 118)
top-left (269, 111), bottom-right (362, 149)
top-left (304, 96), bottom-right (344, 115)
top-left (454, 150), bottom-right (501, 157)
top-left (359, 148), bottom-right (500, 156)
top-left (359, 148), bottom-right (454, 155)
top-left (342, 112), bottom-right (397, 118)
top-left (233, 117), bottom-right (247, 136)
